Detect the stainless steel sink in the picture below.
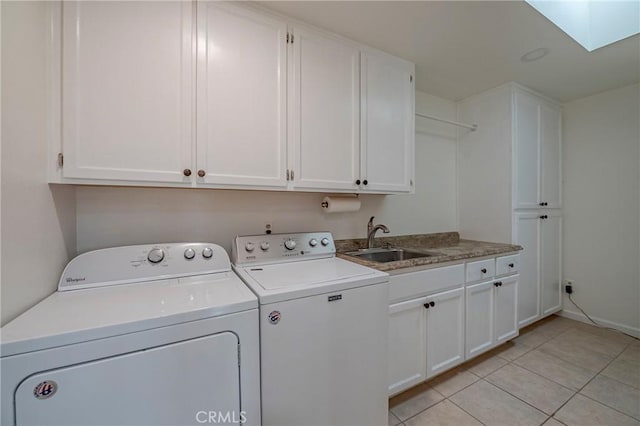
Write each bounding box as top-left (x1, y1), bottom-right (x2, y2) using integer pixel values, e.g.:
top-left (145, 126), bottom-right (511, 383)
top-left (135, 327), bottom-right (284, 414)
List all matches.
top-left (344, 248), bottom-right (442, 263)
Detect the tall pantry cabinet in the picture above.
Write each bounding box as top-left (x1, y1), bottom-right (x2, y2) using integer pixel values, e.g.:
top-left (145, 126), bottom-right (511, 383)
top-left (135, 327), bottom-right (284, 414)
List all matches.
top-left (458, 83), bottom-right (562, 329)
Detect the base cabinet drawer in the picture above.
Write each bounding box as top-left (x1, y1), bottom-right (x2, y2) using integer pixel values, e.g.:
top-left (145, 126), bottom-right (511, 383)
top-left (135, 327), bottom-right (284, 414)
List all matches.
top-left (496, 254), bottom-right (520, 276)
top-left (466, 259), bottom-right (495, 283)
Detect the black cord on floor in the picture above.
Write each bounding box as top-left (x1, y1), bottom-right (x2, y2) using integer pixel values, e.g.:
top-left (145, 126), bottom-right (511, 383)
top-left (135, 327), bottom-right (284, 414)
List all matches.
top-left (568, 293), bottom-right (639, 340)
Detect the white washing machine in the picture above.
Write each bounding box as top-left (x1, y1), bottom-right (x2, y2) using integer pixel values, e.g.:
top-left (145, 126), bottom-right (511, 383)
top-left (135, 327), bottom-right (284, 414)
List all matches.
top-left (1, 243), bottom-right (260, 426)
top-left (231, 232), bottom-right (389, 426)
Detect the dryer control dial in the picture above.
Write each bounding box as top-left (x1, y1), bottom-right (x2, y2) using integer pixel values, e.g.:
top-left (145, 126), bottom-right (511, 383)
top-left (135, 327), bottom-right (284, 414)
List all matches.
top-left (202, 247), bottom-right (213, 259)
top-left (284, 239), bottom-right (297, 250)
top-left (183, 248), bottom-right (195, 260)
top-left (260, 241), bottom-right (270, 251)
top-left (147, 248), bottom-right (165, 264)
top-left (245, 242), bottom-right (255, 252)
top-left (321, 238), bottom-right (330, 246)
top-left (309, 238), bottom-right (318, 247)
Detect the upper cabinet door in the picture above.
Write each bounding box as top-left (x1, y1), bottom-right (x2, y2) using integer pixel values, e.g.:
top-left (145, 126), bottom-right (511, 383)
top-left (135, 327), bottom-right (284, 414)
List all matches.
top-left (289, 26), bottom-right (360, 191)
top-left (360, 50), bottom-right (415, 193)
top-left (62, 2), bottom-right (193, 183)
top-left (540, 104), bottom-right (562, 208)
top-left (196, 3), bottom-right (288, 188)
top-left (514, 90), bottom-right (541, 209)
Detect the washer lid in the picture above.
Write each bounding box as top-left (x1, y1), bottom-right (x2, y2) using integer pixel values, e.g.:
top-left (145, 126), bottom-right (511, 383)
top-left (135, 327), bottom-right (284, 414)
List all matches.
top-left (245, 257), bottom-right (376, 290)
top-left (1, 272), bottom-right (257, 357)
top-left (236, 257), bottom-right (389, 304)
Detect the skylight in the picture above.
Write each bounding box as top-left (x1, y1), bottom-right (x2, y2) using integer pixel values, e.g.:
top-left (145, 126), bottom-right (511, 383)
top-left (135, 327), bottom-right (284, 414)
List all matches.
top-left (526, 0), bottom-right (640, 51)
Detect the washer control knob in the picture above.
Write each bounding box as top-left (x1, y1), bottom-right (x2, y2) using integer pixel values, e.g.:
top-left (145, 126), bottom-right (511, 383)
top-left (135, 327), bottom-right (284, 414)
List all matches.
top-left (321, 237), bottom-right (330, 246)
top-left (245, 242), bottom-right (255, 252)
top-left (202, 247), bottom-right (213, 259)
top-left (260, 241), bottom-right (270, 251)
top-left (184, 248), bottom-right (196, 260)
top-left (147, 248), bottom-right (165, 264)
top-left (309, 238), bottom-right (318, 247)
top-left (284, 239), bottom-right (297, 250)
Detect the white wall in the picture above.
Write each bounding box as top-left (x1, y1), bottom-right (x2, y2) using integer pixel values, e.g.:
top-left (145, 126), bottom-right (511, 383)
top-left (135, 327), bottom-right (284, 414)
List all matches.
top-left (561, 83), bottom-right (640, 334)
top-left (1, 1), bottom-right (77, 325)
top-left (76, 91), bottom-right (458, 254)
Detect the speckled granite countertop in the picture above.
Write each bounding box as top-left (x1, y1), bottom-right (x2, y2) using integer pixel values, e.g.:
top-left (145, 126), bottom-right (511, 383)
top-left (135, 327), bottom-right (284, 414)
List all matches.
top-left (335, 232), bottom-right (522, 272)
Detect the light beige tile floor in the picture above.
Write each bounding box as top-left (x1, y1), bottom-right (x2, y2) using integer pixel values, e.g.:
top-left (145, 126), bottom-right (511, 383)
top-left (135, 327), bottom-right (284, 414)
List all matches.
top-left (389, 315), bottom-right (640, 426)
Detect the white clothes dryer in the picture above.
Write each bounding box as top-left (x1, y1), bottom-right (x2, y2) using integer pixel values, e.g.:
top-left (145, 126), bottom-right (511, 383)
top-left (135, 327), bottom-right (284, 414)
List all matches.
top-left (1, 242), bottom-right (260, 426)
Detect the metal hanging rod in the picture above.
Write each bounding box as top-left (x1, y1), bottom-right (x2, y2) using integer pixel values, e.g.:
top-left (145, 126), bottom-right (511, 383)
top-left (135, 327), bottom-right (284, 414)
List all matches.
top-left (415, 112), bottom-right (478, 131)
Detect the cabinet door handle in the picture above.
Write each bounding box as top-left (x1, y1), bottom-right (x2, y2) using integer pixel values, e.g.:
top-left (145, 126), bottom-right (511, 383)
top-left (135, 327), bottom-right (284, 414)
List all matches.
top-left (497, 281), bottom-right (503, 287)
top-left (481, 268), bottom-right (487, 274)
top-left (494, 282), bottom-right (499, 287)
top-left (363, 179), bottom-right (368, 186)
top-left (539, 215), bottom-right (548, 219)
top-left (423, 303), bottom-right (430, 309)
top-left (197, 169), bottom-right (206, 177)
top-left (508, 263), bottom-right (514, 268)
top-left (355, 179), bottom-right (361, 185)
top-left (539, 202), bottom-right (544, 206)
top-left (183, 169), bottom-right (192, 177)
top-left (429, 301), bottom-right (435, 307)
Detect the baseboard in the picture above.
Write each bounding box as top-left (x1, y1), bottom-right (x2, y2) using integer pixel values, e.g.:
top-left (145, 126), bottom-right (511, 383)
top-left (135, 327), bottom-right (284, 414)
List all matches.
top-left (558, 309), bottom-right (640, 339)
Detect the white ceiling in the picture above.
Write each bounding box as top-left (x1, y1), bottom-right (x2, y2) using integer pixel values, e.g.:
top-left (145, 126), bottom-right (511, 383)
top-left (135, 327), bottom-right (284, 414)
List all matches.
top-left (261, 0), bottom-right (640, 102)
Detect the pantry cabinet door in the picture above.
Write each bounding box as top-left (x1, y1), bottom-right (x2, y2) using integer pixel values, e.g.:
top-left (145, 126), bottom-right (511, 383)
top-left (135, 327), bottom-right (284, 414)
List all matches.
top-left (514, 212), bottom-right (541, 328)
top-left (196, 2), bottom-right (288, 188)
top-left (62, 1), bottom-right (193, 183)
top-left (388, 297), bottom-right (427, 396)
top-left (514, 90), bottom-right (541, 209)
top-left (540, 104), bottom-right (562, 208)
top-left (289, 25), bottom-right (360, 191)
top-left (360, 50), bottom-right (414, 193)
top-left (541, 213), bottom-right (562, 316)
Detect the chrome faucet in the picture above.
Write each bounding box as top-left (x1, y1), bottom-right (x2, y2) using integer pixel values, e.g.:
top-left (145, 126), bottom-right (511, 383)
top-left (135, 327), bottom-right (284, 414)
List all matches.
top-left (367, 216), bottom-right (390, 249)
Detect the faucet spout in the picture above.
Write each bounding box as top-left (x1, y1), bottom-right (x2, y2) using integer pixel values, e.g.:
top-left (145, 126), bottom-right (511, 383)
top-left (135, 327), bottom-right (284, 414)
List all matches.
top-left (367, 218), bottom-right (390, 249)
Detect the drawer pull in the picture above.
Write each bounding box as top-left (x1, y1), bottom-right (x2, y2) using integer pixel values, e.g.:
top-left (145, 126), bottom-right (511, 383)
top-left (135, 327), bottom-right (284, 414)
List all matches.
top-left (481, 268), bottom-right (487, 274)
top-left (508, 263), bottom-right (514, 268)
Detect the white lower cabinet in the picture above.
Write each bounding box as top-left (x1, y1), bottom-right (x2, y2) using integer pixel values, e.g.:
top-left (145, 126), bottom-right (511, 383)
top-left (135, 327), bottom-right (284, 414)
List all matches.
top-left (388, 297), bottom-right (428, 395)
top-left (465, 281), bottom-right (494, 359)
top-left (466, 274), bottom-right (519, 359)
top-left (388, 253), bottom-right (520, 396)
top-left (388, 286), bottom-right (465, 396)
top-left (425, 287), bottom-right (465, 378)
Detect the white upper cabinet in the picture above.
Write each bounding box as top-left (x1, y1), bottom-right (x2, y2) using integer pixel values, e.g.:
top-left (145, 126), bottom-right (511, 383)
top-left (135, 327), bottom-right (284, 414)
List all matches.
top-left (360, 50), bottom-right (415, 193)
top-left (52, 2), bottom-right (414, 193)
top-left (514, 88), bottom-right (562, 210)
top-left (288, 25), bottom-right (361, 191)
top-left (61, 1), bottom-right (193, 183)
top-left (196, 2), bottom-right (288, 188)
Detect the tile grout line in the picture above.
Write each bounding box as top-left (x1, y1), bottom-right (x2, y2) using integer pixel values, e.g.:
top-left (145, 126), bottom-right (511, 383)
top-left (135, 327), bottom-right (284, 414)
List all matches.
top-left (540, 334), bottom-right (636, 422)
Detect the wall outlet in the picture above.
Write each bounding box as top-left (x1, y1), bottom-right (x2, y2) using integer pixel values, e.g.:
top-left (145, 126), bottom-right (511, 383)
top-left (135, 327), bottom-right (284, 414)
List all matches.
top-left (563, 279), bottom-right (574, 294)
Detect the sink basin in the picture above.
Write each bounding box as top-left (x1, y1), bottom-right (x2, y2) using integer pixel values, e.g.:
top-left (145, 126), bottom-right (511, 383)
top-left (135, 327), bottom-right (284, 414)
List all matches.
top-left (344, 248), bottom-right (441, 263)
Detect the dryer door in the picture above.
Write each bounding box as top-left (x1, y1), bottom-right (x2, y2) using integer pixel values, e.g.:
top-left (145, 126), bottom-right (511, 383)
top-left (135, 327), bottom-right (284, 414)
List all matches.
top-left (15, 332), bottom-right (241, 426)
